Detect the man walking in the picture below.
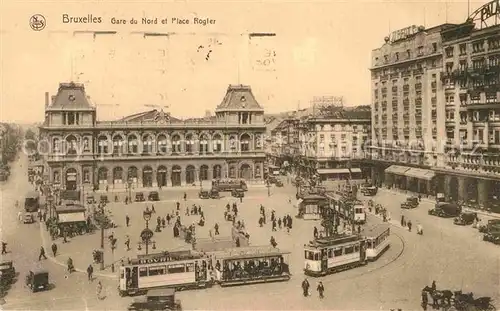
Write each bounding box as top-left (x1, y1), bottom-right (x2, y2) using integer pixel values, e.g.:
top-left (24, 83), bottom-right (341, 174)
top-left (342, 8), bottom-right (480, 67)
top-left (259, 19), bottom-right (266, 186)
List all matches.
top-left (51, 243), bottom-right (57, 257)
top-left (125, 215), bottom-right (130, 227)
top-left (38, 246), bottom-right (47, 261)
top-left (317, 281), bottom-right (325, 299)
top-left (302, 278), bottom-right (310, 297)
top-left (125, 236), bottom-right (130, 251)
top-left (87, 264), bottom-right (94, 282)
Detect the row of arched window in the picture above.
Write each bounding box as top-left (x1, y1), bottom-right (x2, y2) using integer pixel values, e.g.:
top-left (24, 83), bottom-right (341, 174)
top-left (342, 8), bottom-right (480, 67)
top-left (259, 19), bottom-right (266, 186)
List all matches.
top-left (52, 133), bottom-right (259, 155)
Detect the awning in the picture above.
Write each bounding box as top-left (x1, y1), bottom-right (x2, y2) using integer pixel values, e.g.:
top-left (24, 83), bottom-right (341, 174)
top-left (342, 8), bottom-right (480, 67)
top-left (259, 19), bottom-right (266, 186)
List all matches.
top-left (385, 165), bottom-right (411, 175)
top-left (317, 168), bottom-right (361, 174)
top-left (404, 168), bottom-right (436, 180)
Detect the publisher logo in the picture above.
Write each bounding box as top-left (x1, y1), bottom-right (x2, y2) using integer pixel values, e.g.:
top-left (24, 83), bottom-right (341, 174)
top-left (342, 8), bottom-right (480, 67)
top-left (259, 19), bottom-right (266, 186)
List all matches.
top-left (30, 14), bottom-right (46, 31)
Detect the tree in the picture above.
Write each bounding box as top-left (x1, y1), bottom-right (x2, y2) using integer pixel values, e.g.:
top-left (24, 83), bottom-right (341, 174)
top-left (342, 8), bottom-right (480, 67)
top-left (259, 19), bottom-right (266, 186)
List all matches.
top-left (24, 128), bottom-right (36, 141)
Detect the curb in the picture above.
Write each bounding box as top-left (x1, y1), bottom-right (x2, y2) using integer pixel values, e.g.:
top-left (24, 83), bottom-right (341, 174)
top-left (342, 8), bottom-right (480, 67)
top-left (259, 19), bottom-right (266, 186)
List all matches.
top-left (39, 224), bottom-right (117, 279)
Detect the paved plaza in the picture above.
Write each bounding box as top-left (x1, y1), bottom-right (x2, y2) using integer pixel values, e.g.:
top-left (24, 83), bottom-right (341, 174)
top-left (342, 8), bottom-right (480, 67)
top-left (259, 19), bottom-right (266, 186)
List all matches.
top-left (1, 155), bottom-right (500, 310)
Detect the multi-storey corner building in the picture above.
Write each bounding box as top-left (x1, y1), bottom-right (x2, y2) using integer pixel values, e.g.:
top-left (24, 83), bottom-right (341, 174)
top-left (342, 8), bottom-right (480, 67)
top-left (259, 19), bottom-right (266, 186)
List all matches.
top-left (39, 83), bottom-right (267, 191)
top-left (297, 107), bottom-right (371, 181)
top-left (268, 117), bottom-right (300, 167)
top-left (368, 0), bottom-right (500, 206)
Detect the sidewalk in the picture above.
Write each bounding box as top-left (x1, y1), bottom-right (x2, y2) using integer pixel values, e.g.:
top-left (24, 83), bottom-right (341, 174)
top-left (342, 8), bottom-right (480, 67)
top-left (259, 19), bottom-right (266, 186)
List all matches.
top-left (377, 187), bottom-right (500, 219)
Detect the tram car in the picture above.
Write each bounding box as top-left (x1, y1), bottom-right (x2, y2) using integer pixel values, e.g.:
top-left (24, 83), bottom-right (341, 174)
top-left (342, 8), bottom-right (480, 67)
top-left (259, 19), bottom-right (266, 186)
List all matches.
top-left (210, 246), bottom-right (291, 287)
top-left (364, 224), bottom-right (390, 261)
top-left (338, 201), bottom-right (366, 224)
top-left (118, 250), bottom-right (210, 296)
top-left (304, 225), bottom-right (391, 276)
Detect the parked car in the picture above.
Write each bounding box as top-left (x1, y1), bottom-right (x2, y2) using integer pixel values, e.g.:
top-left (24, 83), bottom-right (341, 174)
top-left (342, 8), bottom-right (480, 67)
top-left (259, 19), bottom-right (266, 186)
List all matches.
top-left (128, 288), bottom-right (182, 311)
top-left (231, 189), bottom-right (245, 198)
top-left (428, 202), bottom-right (461, 218)
top-left (479, 219), bottom-right (500, 233)
top-left (453, 212), bottom-right (478, 225)
top-left (148, 191), bottom-right (160, 201)
top-left (401, 196), bottom-right (419, 209)
top-left (209, 189), bottom-right (220, 199)
top-left (135, 192), bottom-right (145, 202)
top-left (483, 230), bottom-right (500, 244)
top-left (25, 269), bottom-right (49, 293)
top-left (198, 190), bottom-right (210, 199)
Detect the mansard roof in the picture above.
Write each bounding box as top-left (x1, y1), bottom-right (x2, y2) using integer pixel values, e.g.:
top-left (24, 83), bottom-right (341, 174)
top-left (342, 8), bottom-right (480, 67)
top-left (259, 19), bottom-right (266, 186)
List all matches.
top-left (46, 82), bottom-right (95, 111)
top-left (215, 85), bottom-right (264, 112)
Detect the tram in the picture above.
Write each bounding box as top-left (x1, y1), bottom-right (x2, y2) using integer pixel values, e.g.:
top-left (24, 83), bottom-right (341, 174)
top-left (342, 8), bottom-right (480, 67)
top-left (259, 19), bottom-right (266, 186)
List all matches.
top-left (326, 193), bottom-right (366, 224)
top-left (365, 224), bottom-right (390, 261)
top-left (118, 250), bottom-right (210, 296)
top-left (210, 246), bottom-right (291, 287)
top-left (304, 225), bottom-right (391, 276)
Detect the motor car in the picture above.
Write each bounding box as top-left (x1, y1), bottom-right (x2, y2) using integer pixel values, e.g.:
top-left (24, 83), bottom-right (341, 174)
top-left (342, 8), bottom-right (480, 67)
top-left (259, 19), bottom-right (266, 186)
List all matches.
top-left (401, 196), bottom-right (419, 209)
top-left (199, 190), bottom-right (210, 199)
top-left (453, 212), bottom-right (478, 226)
top-left (478, 219), bottom-right (500, 233)
top-left (483, 230), bottom-right (500, 244)
top-left (275, 180), bottom-right (283, 187)
top-left (135, 192), bottom-right (145, 202)
top-left (209, 189), bottom-right (220, 199)
top-left (127, 288), bottom-right (182, 311)
top-left (100, 195), bottom-right (109, 204)
top-left (231, 189), bottom-right (245, 198)
top-left (148, 191), bottom-right (160, 201)
top-left (25, 269), bottom-right (49, 293)
top-left (23, 213), bottom-right (35, 224)
top-left (428, 202), bottom-right (461, 217)
top-left (0, 261), bottom-right (15, 286)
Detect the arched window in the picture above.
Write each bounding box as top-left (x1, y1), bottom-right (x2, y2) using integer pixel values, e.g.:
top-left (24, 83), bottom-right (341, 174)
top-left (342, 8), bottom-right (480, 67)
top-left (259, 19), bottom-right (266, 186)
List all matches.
top-left (185, 134), bottom-right (194, 153)
top-left (66, 135), bottom-right (78, 155)
top-left (98, 167), bottom-right (108, 183)
top-left (98, 136), bottom-right (108, 154)
top-left (53, 171), bottom-right (60, 183)
top-left (83, 169), bottom-right (90, 183)
top-left (240, 134), bottom-right (251, 152)
top-left (113, 135), bottom-right (124, 155)
top-left (172, 135), bottom-right (181, 153)
top-left (199, 134), bottom-right (209, 153)
top-left (200, 165), bottom-right (209, 180)
top-left (83, 137), bottom-right (90, 151)
top-left (53, 138), bottom-right (61, 153)
top-left (229, 135), bottom-right (237, 151)
top-left (157, 134), bottom-right (168, 154)
top-left (142, 135), bottom-right (154, 154)
top-left (213, 134), bottom-right (222, 153)
top-left (128, 135), bottom-right (138, 154)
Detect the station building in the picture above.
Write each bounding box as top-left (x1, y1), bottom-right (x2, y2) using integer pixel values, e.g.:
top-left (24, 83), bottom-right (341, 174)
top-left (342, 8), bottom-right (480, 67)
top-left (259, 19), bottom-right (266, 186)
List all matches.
top-left (369, 0), bottom-right (500, 206)
top-left (39, 82), bottom-right (267, 191)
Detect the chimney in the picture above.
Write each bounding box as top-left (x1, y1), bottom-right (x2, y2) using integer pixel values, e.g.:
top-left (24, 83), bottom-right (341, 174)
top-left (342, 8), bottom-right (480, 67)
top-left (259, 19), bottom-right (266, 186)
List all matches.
top-left (51, 96), bottom-right (56, 104)
top-left (45, 92), bottom-right (49, 108)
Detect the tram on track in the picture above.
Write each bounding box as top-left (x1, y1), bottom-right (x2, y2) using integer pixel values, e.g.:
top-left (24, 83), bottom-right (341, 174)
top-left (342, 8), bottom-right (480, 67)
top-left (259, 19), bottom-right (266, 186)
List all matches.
top-left (303, 224), bottom-right (391, 277)
top-left (119, 246), bottom-right (291, 296)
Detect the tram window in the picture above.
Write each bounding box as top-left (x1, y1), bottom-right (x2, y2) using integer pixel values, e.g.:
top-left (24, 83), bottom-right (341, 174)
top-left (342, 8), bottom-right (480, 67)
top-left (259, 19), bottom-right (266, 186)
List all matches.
top-left (328, 249), bottom-right (333, 258)
top-left (354, 245), bottom-right (360, 252)
top-left (355, 208), bottom-right (363, 214)
top-left (139, 267), bottom-right (148, 277)
top-left (148, 265), bottom-right (166, 276)
top-left (305, 251), bottom-right (313, 260)
top-left (186, 263), bottom-right (195, 272)
top-left (367, 241), bottom-right (373, 248)
top-left (333, 248), bottom-right (342, 256)
top-left (313, 252), bottom-right (320, 260)
top-left (345, 246), bottom-right (354, 254)
top-left (167, 264), bottom-right (186, 273)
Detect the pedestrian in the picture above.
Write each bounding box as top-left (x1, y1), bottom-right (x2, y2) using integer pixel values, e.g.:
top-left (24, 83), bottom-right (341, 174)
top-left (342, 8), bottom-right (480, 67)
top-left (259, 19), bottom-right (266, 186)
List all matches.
top-left (166, 214), bottom-right (171, 225)
top-left (151, 205), bottom-right (156, 213)
top-left (313, 226), bottom-right (318, 239)
top-left (408, 220), bottom-right (412, 232)
top-left (51, 243), bottom-right (57, 257)
top-left (283, 216), bottom-right (287, 228)
top-left (1, 242), bottom-right (7, 254)
top-left (277, 217), bottom-right (282, 229)
top-left (431, 280), bottom-right (436, 291)
top-left (38, 246), bottom-right (47, 260)
top-left (302, 278), bottom-right (310, 297)
top-left (87, 264), bottom-right (94, 282)
top-left (43, 211), bottom-right (47, 222)
top-left (176, 201), bottom-right (180, 210)
top-left (317, 281), bottom-right (325, 299)
top-left (357, 225), bottom-right (361, 234)
top-left (272, 219), bottom-right (277, 231)
top-left (183, 192), bottom-right (187, 201)
top-left (125, 236), bottom-right (130, 251)
top-left (239, 196), bottom-right (243, 203)
top-left (186, 206), bottom-right (190, 216)
top-left (400, 215), bottom-right (405, 227)
top-left (96, 281), bottom-right (103, 300)
top-left (125, 215), bottom-right (130, 227)
top-left (161, 218), bottom-right (166, 228)
top-left (214, 223), bottom-right (219, 235)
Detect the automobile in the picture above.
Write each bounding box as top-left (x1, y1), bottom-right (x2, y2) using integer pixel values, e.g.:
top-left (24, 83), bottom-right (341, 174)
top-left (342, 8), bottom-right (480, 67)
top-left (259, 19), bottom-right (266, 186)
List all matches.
top-left (483, 230), bottom-right (500, 244)
top-left (100, 195), bottom-right (109, 204)
top-left (401, 196), bottom-right (419, 209)
top-left (86, 195), bottom-right (95, 204)
top-left (135, 192), bottom-right (145, 202)
top-left (199, 190), bottom-right (210, 199)
top-left (128, 288), bottom-right (182, 311)
top-left (25, 269), bottom-right (49, 293)
top-left (209, 189), bottom-right (220, 199)
top-left (148, 191), bottom-right (160, 201)
top-left (478, 219), bottom-right (500, 233)
top-left (428, 202), bottom-right (461, 218)
top-left (275, 180), bottom-right (284, 187)
top-left (0, 261), bottom-right (16, 285)
top-left (23, 213), bottom-right (35, 224)
top-left (453, 212), bottom-right (478, 226)
top-left (231, 189), bottom-right (245, 198)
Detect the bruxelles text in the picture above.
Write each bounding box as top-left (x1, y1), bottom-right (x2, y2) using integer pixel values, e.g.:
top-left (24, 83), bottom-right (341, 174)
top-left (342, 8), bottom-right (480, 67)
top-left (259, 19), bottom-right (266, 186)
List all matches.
top-left (22, 138), bottom-right (484, 162)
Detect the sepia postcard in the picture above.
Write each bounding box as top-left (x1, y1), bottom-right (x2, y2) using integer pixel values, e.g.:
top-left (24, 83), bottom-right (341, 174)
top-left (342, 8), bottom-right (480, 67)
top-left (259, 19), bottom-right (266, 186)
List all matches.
top-left (1, 0), bottom-right (500, 310)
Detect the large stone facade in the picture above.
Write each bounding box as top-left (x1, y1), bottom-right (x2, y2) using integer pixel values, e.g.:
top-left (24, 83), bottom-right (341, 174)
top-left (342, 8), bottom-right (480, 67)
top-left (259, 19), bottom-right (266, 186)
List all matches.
top-left (39, 83), bottom-right (267, 191)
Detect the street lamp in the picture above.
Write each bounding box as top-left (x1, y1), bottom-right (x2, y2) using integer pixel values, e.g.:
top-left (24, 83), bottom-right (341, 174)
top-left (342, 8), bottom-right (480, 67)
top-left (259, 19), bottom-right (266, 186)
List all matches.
top-left (139, 209), bottom-right (155, 255)
top-left (127, 178), bottom-right (132, 203)
top-left (266, 179), bottom-right (271, 197)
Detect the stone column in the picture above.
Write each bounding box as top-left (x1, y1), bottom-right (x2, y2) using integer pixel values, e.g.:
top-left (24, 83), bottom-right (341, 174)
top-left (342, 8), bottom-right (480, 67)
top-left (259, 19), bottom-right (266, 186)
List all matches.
top-left (426, 180), bottom-right (432, 195)
top-left (371, 167), bottom-right (377, 183)
top-left (458, 177), bottom-right (468, 202)
top-left (477, 179), bottom-right (490, 206)
top-left (181, 168), bottom-right (186, 186)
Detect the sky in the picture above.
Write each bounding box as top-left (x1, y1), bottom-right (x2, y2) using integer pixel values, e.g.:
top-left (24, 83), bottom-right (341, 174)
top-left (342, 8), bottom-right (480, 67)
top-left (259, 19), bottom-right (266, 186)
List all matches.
top-left (0, 0), bottom-right (491, 122)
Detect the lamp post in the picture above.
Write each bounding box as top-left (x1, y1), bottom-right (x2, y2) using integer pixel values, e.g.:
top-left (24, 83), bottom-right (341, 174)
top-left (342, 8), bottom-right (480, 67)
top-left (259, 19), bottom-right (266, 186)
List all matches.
top-left (139, 209), bottom-right (154, 255)
top-left (110, 237), bottom-right (117, 272)
top-left (127, 179), bottom-right (132, 203)
top-left (266, 179), bottom-right (271, 197)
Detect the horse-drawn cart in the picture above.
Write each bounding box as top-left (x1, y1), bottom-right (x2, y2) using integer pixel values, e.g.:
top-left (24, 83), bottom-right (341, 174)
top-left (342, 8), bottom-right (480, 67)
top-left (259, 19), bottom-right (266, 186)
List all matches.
top-left (422, 286), bottom-right (495, 311)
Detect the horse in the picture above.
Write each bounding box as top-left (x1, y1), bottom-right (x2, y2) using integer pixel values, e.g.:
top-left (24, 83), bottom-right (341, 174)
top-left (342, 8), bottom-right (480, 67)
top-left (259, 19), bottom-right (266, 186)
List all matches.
top-left (422, 286), bottom-right (453, 308)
